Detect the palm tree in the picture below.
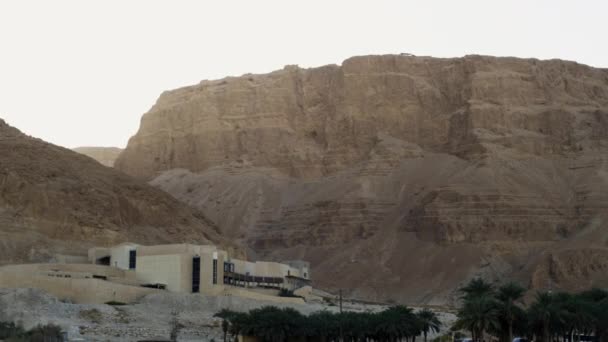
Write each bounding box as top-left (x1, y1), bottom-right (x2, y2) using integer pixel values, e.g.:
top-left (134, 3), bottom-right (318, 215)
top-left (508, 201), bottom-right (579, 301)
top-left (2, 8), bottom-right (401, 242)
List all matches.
top-left (454, 296), bottom-right (500, 342)
top-left (497, 282), bottom-right (525, 342)
top-left (579, 288), bottom-right (608, 342)
top-left (306, 310), bottom-right (340, 341)
top-left (375, 305), bottom-right (421, 342)
top-left (528, 292), bottom-right (568, 342)
top-left (460, 278), bottom-right (495, 301)
top-left (594, 297), bottom-right (608, 342)
top-left (214, 309), bottom-right (238, 342)
top-left (417, 309), bottom-right (441, 342)
top-left (246, 306), bottom-right (305, 342)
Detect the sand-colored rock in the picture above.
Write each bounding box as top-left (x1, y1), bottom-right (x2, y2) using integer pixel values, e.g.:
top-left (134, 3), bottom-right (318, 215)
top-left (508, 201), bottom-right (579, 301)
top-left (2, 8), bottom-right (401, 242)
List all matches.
top-left (0, 119), bottom-right (230, 264)
top-left (73, 146), bottom-right (123, 167)
top-left (116, 55), bottom-right (608, 304)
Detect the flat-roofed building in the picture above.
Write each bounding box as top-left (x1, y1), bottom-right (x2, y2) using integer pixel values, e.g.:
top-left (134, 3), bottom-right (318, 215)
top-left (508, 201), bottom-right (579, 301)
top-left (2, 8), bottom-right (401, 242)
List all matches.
top-left (87, 243), bottom-right (311, 297)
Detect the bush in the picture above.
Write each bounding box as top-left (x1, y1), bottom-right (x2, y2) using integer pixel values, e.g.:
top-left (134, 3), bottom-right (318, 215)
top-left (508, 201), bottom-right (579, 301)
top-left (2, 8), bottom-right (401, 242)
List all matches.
top-left (0, 321), bottom-right (25, 339)
top-left (105, 300), bottom-right (127, 306)
top-left (0, 322), bottom-right (63, 342)
top-left (23, 324), bottom-right (63, 342)
top-left (278, 288), bottom-right (299, 298)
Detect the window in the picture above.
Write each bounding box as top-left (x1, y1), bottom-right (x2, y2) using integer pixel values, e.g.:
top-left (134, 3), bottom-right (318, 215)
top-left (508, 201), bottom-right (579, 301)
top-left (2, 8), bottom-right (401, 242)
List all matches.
top-left (223, 262), bottom-right (235, 273)
top-left (129, 250), bottom-right (136, 269)
top-left (192, 256), bottom-right (200, 293)
top-left (212, 259), bottom-right (218, 284)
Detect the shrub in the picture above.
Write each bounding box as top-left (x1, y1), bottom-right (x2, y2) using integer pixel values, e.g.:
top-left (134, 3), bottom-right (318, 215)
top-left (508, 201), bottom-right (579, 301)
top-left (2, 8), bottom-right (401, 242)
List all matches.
top-left (278, 288), bottom-right (299, 298)
top-left (0, 322), bottom-right (63, 342)
top-left (0, 321), bottom-right (25, 339)
top-left (105, 300), bottom-right (127, 306)
top-left (23, 324), bottom-right (63, 342)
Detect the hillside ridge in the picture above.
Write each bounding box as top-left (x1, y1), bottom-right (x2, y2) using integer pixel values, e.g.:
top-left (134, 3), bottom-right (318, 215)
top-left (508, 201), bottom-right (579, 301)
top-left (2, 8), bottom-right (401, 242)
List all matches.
top-left (0, 119), bottom-right (232, 264)
top-left (114, 54), bottom-right (608, 303)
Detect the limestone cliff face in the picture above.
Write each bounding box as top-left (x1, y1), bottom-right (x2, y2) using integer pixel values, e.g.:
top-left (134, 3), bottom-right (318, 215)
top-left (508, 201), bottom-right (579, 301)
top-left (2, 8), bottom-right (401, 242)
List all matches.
top-left (116, 55), bottom-right (608, 304)
top-left (117, 55), bottom-right (608, 179)
top-left (0, 119), bottom-right (229, 264)
top-left (73, 147), bottom-right (123, 167)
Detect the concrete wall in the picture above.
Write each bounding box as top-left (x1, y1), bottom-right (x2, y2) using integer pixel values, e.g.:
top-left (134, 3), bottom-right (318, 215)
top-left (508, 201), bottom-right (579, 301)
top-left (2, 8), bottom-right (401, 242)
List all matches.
top-left (285, 260), bottom-right (310, 279)
top-left (136, 248), bottom-right (229, 295)
top-left (0, 264), bottom-right (157, 304)
top-left (137, 244), bottom-right (217, 257)
top-left (82, 243), bottom-right (312, 299)
top-left (53, 254), bottom-right (89, 264)
top-left (222, 287), bottom-right (305, 305)
top-left (110, 243), bottom-right (138, 270)
top-left (0, 263), bottom-right (130, 278)
top-left (136, 254), bottom-right (191, 292)
top-left (199, 250), bottom-right (225, 295)
top-left (293, 285), bottom-right (313, 298)
top-left (231, 259), bottom-right (256, 275)
top-left (88, 247), bottom-right (111, 264)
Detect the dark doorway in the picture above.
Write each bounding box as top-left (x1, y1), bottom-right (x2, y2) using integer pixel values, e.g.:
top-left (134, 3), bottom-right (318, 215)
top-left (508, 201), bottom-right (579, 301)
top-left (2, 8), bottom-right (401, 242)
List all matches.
top-left (96, 256), bottom-right (111, 266)
top-left (129, 250), bottom-right (136, 269)
top-left (192, 256), bottom-right (200, 293)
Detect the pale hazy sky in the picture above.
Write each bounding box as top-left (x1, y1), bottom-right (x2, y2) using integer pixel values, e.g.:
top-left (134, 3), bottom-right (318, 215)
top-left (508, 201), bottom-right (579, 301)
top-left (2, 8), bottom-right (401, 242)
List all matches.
top-left (0, 0), bottom-right (606, 148)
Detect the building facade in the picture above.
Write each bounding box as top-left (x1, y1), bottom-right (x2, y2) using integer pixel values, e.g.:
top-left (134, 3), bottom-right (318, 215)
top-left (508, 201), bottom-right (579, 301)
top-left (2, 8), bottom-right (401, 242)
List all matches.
top-left (88, 243), bottom-right (311, 296)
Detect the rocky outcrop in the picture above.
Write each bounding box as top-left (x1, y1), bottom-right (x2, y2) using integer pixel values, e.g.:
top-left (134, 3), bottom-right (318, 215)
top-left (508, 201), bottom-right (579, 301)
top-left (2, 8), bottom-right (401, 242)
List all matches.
top-left (116, 55), bottom-right (608, 304)
top-left (73, 147), bottom-right (123, 167)
top-left (0, 119), bottom-right (230, 264)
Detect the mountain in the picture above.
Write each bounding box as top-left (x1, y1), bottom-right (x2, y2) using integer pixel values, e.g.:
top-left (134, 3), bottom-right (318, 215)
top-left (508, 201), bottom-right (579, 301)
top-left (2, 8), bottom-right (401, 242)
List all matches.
top-left (73, 147), bottom-right (123, 167)
top-left (0, 119), bottom-right (229, 264)
top-left (115, 55), bottom-right (608, 304)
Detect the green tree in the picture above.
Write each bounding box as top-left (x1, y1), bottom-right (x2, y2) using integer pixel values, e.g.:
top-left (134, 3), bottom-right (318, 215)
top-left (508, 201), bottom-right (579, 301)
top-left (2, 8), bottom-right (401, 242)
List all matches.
top-left (459, 278), bottom-right (495, 302)
top-left (19, 324), bottom-right (63, 342)
top-left (580, 289), bottom-right (608, 342)
top-left (305, 310), bottom-right (340, 341)
top-left (0, 322), bottom-right (25, 340)
top-left (376, 305), bottom-right (422, 342)
top-left (214, 309), bottom-right (249, 341)
top-left (214, 309), bottom-right (235, 342)
top-left (246, 306), bottom-right (303, 342)
top-left (417, 309), bottom-right (442, 342)
top-left (454, 296), bottom-right (500, 342)
top-left (528, 292), bottom-right (567, 342)
top-left (497, 282), bottom-right (526, 342)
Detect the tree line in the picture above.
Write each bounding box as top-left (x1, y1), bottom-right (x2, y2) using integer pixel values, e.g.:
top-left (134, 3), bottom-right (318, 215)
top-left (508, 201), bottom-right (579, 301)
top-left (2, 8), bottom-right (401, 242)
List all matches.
top-left (215, 305), bottom-right (441, 342)
top-left (454, 279), bottom-right (608, 342)
top-left (215, 280), bottom-right (608, 342)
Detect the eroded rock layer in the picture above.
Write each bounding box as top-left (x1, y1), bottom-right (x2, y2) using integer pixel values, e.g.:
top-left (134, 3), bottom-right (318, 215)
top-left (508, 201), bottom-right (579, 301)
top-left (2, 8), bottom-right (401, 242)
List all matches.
top-left (116, 55), bottom-right (608, 304)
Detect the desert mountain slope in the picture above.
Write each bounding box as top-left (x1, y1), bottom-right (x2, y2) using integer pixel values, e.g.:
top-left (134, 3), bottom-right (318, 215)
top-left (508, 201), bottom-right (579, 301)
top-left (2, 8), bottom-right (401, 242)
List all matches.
top-left (116, 55), bottom-right (608, 304)
top-left (73, 146), bottom-right (123, 167)
top-left (0, 119), bottom-right (227, 263)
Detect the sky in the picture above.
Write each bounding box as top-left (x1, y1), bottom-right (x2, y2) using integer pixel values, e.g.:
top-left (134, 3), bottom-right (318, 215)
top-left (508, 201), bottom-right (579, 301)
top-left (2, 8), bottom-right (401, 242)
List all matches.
top-left (0, 0), bottom-right (606, 148)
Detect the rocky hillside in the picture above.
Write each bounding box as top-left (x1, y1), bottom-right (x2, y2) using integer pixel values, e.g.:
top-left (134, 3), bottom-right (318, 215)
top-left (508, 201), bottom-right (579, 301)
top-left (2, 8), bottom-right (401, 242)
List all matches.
top-left (0, 119), bottom-right (229, 264)
top-left (73, 146), bottom-right (123, 167)
top-left (115, 55), bottom-right (608, 304)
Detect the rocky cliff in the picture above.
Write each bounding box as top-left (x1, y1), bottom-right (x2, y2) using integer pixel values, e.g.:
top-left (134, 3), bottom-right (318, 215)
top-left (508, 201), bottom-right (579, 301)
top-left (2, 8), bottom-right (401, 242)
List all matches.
top-left (73, 147), bottom-right (123, 167)
top-left (0, 119), bottom-right (229, 264)
top-left (116, 55), bottom-right (608, 304)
